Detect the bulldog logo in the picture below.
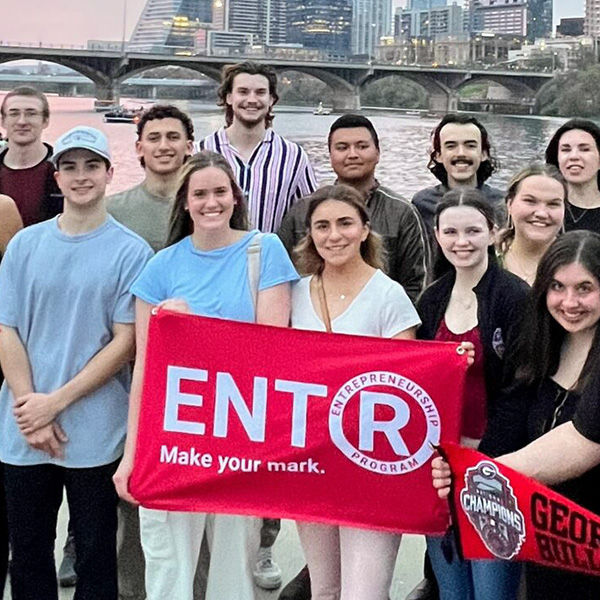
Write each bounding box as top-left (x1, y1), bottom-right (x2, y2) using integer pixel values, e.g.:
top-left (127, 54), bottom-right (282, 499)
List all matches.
top-left (460, 461), bottom-right (526, 560)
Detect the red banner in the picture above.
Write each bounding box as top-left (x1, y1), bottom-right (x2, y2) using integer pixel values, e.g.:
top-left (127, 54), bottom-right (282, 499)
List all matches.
top-left (442, 443), bottom-right (600, 576)
top-left (130, 310), bottom-right (467, 534)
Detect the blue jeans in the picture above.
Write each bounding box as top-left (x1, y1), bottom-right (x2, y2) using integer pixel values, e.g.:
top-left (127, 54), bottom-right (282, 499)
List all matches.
top-left (427, 535), bottom-right (521, 600)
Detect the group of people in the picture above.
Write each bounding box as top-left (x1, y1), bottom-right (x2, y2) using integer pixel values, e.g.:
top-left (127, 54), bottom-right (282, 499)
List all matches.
top-left (0, 58), bottom-right (599, 600)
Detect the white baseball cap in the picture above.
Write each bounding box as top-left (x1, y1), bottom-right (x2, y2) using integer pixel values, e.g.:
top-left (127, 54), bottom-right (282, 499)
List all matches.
top-left (52, 126), bottom-right (112, 166)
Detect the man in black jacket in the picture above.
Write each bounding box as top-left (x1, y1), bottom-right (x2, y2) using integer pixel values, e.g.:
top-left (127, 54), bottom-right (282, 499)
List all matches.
top-left (278, 114), bottom-right (428, 303)
top-left (412, 114), bottom-right (505, 244)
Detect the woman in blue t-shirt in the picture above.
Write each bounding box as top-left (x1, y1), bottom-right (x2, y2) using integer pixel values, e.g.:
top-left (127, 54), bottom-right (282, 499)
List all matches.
top-left (113, 151), bottom-right (298, 600)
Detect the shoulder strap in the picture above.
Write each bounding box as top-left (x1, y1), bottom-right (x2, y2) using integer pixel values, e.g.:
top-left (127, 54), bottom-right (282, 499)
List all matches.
top-left (247, 232), bottom-right (264, 314)
top-left (315, 275), bottom-right (333, 333)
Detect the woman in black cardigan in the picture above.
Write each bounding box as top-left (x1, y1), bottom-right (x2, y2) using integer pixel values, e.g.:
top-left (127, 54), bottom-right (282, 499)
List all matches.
top-left (418, 188), bottom-right (529, 600)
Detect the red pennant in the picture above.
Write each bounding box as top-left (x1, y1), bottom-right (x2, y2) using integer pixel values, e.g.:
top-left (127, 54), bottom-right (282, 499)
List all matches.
top-left (442, 443), bottom-right (600, 576)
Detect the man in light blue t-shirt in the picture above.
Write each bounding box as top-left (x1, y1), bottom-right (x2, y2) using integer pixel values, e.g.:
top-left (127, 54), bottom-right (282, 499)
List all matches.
top-left (0, 126), bottom-right (152, 599)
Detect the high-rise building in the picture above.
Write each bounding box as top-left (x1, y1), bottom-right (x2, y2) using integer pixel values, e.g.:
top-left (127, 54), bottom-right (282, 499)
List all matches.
top-left (527, 0), bottom-right (552, 40)
top-left (398, 0), bottom-right (464, 40)
top-left (287, 0), bottom-right (353, 57)
top-left (557, 17), bottom-right (584, 37)
top-left (226, 0), bottom-right (287, 45)
top-left (468, 0), bottom-right (527, 37)
top-left (585, 0), bottom-right (600, 37)
top-left (129, 0), bottom-right (213, 53)
top-left (351, 0), bottom-right (393, 56)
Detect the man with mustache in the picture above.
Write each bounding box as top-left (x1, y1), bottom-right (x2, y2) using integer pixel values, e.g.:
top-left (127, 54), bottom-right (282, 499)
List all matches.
top-left (407, 115), bottom-right (504, 600)
top-left (413, 114), bottom-right (505, 244)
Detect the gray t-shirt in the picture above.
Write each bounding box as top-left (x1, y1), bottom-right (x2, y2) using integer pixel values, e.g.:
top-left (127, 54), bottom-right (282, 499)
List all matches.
top-left (0, 216), bottom-right (153, 467)
top-left (108, 182), bottom-right (173, 252)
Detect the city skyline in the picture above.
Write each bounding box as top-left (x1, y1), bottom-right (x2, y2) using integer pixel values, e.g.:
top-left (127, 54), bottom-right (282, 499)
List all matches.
top-left (0, 0), bottom-right (586, 46)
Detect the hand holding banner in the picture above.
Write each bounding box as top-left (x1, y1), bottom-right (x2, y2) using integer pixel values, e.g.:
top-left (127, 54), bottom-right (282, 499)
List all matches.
top-left (130, 310), bottom-right (468, 534)
top-left (442, 443), bottom-right (600, 577)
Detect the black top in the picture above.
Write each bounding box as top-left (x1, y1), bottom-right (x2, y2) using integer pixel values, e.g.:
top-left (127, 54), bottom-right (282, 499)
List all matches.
top-left (482, 378), bottom-right (600, 516)
top-left (564, 201), bottom-right (600, 234)
top-left (417, 261), bottom-right (529, 421)
top-left (573, 374), bottom-right (600, 445)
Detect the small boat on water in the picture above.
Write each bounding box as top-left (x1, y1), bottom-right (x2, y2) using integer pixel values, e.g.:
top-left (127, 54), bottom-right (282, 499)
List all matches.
top-left (94, 99), bottom-right (119, 113)
top-left (104, 108), bottom-right (142, 124)
top-left (313, 102), bottom-right (332, 116)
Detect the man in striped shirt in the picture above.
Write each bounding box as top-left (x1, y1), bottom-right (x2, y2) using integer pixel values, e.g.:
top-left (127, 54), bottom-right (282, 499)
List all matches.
top-left (195, 61), bottom-right (317, 233)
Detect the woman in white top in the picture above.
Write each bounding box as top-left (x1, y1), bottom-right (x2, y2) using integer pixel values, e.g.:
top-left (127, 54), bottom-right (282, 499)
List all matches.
top-left (291, 184), bottom-right (421, 600)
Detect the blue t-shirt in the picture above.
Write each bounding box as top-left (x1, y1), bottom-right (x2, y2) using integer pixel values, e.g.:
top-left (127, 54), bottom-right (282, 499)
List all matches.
top-left (131, 231), bottom-right (299, 321)
top-left (0, 216), bottom-right (153, 468)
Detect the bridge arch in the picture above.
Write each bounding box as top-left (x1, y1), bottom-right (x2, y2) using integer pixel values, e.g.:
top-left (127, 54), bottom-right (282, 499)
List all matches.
top-left (272, 65), bottom-right (361, 111)
top-left (360, 71), bottom-right (458, 112)
top-left (0, 55), bottom-right (104, 87)
top-left (0, 54), bottom-right (124, 101)
top-left (118, 60), bottom-right (222, 85)
top-left (455, 75), bottom-right (536, 99)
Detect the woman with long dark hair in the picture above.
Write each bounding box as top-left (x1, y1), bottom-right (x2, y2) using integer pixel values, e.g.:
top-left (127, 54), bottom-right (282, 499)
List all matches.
top-left (419, 188), bottom-right (529, 600)
top-left (546, 119), bottom-right (600, 232)
top-left (292, 184), bottom-right (421, 600)
top-left (434, 230), bottom-right (600, 599)
top-left (113, 151), bottom-right (298, 600)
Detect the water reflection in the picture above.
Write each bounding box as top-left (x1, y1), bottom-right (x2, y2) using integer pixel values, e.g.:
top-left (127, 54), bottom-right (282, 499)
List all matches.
top-left (11, 95), bottom-right (569, 198)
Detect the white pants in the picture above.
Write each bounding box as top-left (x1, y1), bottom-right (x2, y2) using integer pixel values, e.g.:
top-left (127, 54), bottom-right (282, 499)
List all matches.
top-left (296, 521), bottom-right (401, 600)
top-left (140, 508), bottom-right (258, 600)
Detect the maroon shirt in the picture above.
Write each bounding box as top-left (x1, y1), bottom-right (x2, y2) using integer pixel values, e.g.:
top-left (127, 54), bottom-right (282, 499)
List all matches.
top-left (435, 318), bottom-right (487, 439)
top-left (0, 150), bottom-right (62, 226)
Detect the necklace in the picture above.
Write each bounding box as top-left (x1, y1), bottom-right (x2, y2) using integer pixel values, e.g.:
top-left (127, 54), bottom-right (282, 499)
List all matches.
top-left (505, 247), bottom-right (538, 284)
top-left (566, 201), bottom-right (589, 225)
top-left (451, 292), bottom-right (475, 311)
top-left (328, 291), bottom-right (349, 301)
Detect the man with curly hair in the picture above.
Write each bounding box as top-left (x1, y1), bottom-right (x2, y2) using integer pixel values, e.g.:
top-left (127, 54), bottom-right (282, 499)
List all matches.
top-left (412, 114), bottom-right (505, 243)
top-left (197, 61), bottom-right (317, 234)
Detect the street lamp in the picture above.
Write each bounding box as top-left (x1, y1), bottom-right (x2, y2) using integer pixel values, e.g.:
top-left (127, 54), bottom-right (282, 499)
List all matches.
top-left (121, 0), bottom-right (128, 54)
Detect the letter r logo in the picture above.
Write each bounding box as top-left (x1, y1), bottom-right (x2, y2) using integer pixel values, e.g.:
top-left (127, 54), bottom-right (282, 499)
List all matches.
top-left (358, 391), bottom-right (410, 456)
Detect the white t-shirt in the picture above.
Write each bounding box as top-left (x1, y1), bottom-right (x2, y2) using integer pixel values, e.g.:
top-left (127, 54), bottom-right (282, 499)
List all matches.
top-left (291, 269), bottom-right (421, 337)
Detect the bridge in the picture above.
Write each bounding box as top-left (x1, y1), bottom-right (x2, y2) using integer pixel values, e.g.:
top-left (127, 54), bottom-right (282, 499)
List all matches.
top-left (0, 73), bottom-right (215, 99)
top-left (0, 45), bottom-right (554, 112)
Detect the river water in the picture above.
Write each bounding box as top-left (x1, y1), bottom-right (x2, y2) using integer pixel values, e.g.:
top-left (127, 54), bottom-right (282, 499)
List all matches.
top-left (7, 95), bottom-right (569, 198)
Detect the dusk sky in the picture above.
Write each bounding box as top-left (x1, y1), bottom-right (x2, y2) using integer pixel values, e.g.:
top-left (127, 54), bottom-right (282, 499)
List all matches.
top-left (0, 0), bottom-right (586, 47)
